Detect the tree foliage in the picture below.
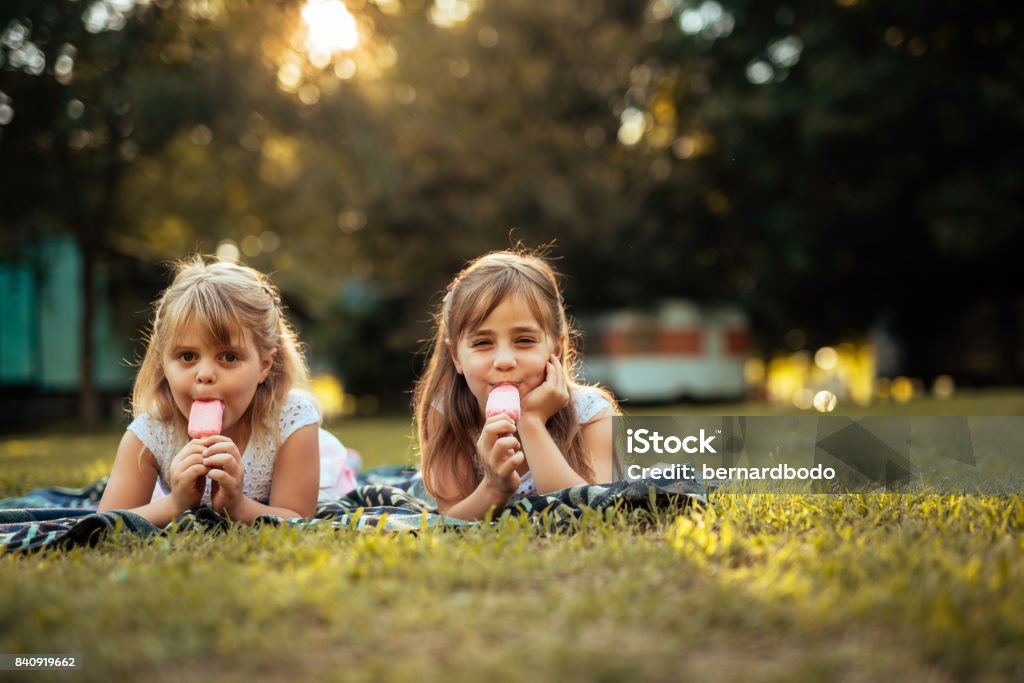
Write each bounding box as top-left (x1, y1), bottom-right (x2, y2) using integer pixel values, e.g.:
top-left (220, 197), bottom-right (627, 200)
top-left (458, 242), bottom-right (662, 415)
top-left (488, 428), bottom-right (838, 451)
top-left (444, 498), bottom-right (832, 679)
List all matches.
top-left (3, 0), bottom-right (1022, 410)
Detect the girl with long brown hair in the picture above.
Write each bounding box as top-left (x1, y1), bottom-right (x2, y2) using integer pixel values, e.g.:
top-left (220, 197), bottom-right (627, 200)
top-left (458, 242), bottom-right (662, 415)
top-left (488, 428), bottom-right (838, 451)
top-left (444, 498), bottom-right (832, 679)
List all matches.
top-left (413, 249), bottom-right (619, 520)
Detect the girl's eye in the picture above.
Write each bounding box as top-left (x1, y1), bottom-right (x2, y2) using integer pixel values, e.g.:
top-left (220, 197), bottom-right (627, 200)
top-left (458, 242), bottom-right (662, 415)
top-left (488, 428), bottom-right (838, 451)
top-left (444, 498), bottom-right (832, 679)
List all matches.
top-left (221, 353), bottom-right (240, 363)
top-left (517, 338), bottom-right (537, 345)
top-left (179, 352), bottom-right (196, 362)
top-left (471, 339), bottom-right (492, 348)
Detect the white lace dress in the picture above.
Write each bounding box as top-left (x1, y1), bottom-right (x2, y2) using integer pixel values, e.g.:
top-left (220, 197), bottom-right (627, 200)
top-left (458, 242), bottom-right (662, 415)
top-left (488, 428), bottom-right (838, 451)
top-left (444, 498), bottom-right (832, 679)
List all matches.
top-left (128, 390), bottom-right (357, 505)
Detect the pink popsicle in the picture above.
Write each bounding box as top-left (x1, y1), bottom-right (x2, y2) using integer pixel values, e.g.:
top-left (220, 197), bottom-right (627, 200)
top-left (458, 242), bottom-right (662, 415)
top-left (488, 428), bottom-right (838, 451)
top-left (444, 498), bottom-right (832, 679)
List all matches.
top-left (485, 384), bottom-right (520, 421)
top-left (188, 400), bottom-right (224, 438)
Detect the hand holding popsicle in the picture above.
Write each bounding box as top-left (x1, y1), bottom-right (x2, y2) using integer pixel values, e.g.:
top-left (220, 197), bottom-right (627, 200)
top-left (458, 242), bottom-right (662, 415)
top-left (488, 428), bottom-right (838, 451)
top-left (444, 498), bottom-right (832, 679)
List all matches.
top-left (477, 383), bottom-right (524, 499)
top-left (168, 439), bottom-right (211, 512)
top-left (203, 435), bottom-right (245, 517)
top-left (476, 413), bottom-right (523, 497)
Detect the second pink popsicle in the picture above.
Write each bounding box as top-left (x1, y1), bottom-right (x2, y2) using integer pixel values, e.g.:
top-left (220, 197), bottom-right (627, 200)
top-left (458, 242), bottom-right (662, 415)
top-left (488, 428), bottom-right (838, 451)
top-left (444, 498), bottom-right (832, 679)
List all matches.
top-left (485, 384), bottom-right (520, 421)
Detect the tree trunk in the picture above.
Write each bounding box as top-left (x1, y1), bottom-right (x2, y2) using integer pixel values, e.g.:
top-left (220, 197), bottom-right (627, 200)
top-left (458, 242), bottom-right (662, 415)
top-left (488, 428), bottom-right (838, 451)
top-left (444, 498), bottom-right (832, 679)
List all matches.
top-left (77, 115), bottom-right (126, 428)
top-left (78, 237), bottom-right (100, 427)
top-left (57, 131), bottom-right (102, 429)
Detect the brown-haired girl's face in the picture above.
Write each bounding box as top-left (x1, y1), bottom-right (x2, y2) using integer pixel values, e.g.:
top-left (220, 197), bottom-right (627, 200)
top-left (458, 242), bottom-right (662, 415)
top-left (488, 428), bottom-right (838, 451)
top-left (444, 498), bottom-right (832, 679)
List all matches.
top-left (451, 295), bottom-right (561, 415)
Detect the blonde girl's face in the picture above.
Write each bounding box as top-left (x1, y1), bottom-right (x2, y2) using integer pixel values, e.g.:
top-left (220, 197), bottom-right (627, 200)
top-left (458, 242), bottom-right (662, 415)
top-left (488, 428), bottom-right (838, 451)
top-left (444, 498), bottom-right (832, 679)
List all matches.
top-left (161, 323), bottom-right (275, 442)
top-left (451, 295), bottom-right (561, 416)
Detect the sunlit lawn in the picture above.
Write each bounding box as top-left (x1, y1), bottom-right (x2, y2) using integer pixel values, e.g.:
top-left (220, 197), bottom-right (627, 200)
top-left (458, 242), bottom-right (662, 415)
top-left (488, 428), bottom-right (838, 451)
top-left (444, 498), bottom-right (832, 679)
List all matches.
top-left (1, 390), bottom-right (1023, 682)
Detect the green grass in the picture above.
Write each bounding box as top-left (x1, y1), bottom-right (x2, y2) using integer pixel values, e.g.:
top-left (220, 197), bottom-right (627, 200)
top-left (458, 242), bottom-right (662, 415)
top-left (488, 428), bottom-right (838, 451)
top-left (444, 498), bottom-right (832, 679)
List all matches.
top-left (2, 391), bottom-right (1023, 682)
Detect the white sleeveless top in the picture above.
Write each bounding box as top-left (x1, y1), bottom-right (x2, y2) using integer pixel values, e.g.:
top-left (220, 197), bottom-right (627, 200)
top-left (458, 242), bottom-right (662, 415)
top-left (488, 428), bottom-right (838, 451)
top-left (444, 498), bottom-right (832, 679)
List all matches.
top-left (510, 387), bottom-right (614, 500)
top-left (128, 390), bottom-right (321, 505)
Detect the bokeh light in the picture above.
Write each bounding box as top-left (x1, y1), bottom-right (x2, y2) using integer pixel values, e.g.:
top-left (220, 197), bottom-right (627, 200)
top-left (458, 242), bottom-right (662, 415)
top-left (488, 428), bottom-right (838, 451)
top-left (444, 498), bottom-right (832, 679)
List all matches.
top-left (885, 26), bottom-right (905, 47)
top-left (677, 1), bottom-right (734, 41)
top-left (277, 61), bottom-right (303, 91)
top-left (672, 135), bottom-right (697, 159)
top-left (83, 1), bottom-right (134, 34)
top-left (618, 107), bottom-right (649, 146)
top-left (240, 234), bottom-right (263, 257)
top-left (891, 376), bottom-right (914, 403)
top-left (744, 357), bottom-right (766, 385)
top-left (337, 209), bottom-right (367, 233)
top-left (297, 83), bottom-right (321, 105)
top-left (393, 84), bottom-right (417, 105)
top-left (814, 346), bottom-right (838, 371)
top-left (763, 342), bottom-right (878, 408)
top-left (67, 99), bottom-right (85, 119)
top-left (310, 373), bottom-right (346, 419)
top-left (933, 374), bottom-right (956, 399)
top-left (260, 230), bottom-right (280, 253)
top-left (792, 388), bottom-right (814, 411)
top-left (746, 60), bottom-right (774, 85)
top-left (302, 0), bottom-right (359, 59)
top-left (3, 19), bottom-right (45, 75)
top-left (215, 240), bottom-right (240, 262)
top-left (0, 91), bottom-right (13, 126)
top-left (334, 57), bottom-right (357, 79)
top-left (477, 25), bottom-right (499, 48)
top-left (55, 44), bottom-right (77, 85)
top-left (813, 390), bottom-right (837, 413)
top-left (768, 35), bottom-right (803, 68)
top-left (430, 0), bottom-right (480, 29)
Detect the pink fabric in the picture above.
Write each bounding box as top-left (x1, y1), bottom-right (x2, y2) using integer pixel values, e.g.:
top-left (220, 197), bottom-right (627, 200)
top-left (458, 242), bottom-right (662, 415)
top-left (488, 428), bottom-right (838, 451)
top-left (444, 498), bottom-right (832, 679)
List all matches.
top-left (318, 429), bottom-right (359, 499)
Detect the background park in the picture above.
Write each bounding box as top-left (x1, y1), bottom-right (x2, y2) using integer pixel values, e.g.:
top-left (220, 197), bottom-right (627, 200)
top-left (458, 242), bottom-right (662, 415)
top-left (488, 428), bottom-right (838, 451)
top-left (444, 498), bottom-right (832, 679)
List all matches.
top-left (2, 1), bottom-right (1023, 681)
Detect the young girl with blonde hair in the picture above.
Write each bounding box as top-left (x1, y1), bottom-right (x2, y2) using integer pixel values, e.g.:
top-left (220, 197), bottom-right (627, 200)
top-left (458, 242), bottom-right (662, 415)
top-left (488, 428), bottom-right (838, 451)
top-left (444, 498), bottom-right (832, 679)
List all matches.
top-left (100, 256), bottom-right (351, 525)
top-left (413, 249), bottom-right (619, 520)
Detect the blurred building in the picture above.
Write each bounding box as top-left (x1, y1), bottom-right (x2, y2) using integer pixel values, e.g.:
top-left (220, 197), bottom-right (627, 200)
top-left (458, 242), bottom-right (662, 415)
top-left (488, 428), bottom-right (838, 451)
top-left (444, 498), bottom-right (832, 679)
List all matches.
top-left (578, 300), bottom-right (750, 403)
top-left (0, 235), bottom-right (318, 430)
top-left (0, 235), bottom-right (156, 429)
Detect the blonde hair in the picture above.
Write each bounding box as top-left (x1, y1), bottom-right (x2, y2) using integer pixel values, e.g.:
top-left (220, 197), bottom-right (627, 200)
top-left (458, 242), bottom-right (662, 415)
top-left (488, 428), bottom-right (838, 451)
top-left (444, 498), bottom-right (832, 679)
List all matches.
top-left (413, 248), bottom-right (617, 501)
top-left (132, 255), bottom-right (310, 448)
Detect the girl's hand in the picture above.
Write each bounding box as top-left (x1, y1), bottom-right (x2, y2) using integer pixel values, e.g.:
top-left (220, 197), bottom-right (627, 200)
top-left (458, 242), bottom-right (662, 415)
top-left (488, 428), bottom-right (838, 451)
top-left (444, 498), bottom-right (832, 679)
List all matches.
top-left (169, 438), bottom-right (212, 513)
top-left (520, 354), bottom-right (570, 424)
top-left (201, 436), bottom-right (245, 519)
top-left (476, 413), bottom-right (524, 497)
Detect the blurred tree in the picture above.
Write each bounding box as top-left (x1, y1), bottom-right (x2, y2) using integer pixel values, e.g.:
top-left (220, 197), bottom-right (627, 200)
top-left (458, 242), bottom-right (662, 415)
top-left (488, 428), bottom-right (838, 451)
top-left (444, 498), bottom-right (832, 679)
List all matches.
top-left (0, 0), bottom-right (388, 422)
top-left (2, 0), bottom-right (185, 425)
top-left (632, 0), bottom-right (1024, 378)
top-left (4, 0), bottom-right (1022, 416)
top-left (321, 0), bottom-right (671, 366)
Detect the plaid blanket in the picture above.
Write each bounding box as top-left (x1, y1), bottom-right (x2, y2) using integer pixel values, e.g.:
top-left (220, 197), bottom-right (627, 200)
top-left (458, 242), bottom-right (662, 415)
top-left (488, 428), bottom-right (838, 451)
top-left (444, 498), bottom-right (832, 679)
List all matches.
top-left (0, 467), bottom-right (706, 554)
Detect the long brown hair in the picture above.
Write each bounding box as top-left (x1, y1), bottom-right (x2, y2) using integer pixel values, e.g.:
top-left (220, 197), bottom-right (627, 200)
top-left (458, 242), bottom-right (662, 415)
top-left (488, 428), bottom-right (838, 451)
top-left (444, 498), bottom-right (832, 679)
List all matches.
top-left (413, 249), bottom-right (616, 501)
top-left (132, 255), bottom-right (311, 449)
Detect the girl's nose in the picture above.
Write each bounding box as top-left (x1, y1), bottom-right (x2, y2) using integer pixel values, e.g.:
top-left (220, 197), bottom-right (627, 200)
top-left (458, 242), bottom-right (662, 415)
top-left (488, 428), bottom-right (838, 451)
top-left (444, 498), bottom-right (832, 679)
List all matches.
top-left (195, 363), bottom-right (216, 384)
top-left (493, 346), bottom-right (517, 370)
